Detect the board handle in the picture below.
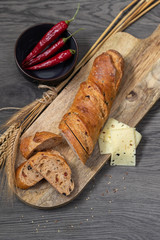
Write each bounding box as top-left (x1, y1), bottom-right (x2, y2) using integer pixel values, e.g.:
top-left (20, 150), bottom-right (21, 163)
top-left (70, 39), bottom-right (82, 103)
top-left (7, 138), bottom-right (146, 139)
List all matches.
top-left (146, 24), bottom-right (160, 41)
top-left (151, 59), bottom-right (160, 84)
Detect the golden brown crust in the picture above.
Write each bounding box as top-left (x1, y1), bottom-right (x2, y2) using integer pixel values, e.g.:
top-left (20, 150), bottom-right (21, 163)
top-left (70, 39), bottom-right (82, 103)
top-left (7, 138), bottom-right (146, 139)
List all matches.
top-left (15, 161), bottom-right (30, 189)
top-left (87, 53), bottom-right (117, 111)
top-left (20, 131), bottom-right (62, 159)
top-left (106, 49), bottom-right (124, 91)
top-left (20, 136), bottom-right (32, 160)
top-left (62, 112), bottom-right (94, 154)
top-left (79, 81), bottom-right (109, 119)
top-left (59, 49), bottom-right (124, 164)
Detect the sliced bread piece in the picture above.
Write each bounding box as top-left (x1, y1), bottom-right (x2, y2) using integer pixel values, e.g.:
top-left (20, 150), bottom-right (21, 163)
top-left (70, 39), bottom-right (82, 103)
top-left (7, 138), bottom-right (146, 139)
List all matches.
top-left (20, 131), bottom-right (62, 159)
top-left (59, 119), bottom-right (89, 164)
top-left (15, 150), bottom-right (62, 190)
top-left (29, 151), bottom-right (74, 196)
top-left (62, 112), bottom-right (94, 155)
top-left (79, 81), bottom-right (109, 119)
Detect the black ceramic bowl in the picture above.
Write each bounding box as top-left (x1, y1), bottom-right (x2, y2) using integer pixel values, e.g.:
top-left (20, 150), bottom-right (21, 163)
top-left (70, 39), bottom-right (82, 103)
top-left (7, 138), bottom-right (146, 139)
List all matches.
top-left (15, 23), bottom-right (78, 85)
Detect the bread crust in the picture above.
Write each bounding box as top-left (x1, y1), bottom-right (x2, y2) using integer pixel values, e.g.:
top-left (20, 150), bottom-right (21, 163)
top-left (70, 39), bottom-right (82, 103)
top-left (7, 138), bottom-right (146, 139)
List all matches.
top-left (59, 49), bottom-right (124, 164)
top-left (20, 131), bottom-right (62, 159)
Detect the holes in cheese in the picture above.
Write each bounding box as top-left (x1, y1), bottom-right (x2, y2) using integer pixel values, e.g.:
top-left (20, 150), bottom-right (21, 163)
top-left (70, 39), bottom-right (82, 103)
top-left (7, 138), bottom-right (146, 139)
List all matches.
top-left (110, 128), bottom-right (136, 166)
top-left (98, 118), bottom-right (142, 166)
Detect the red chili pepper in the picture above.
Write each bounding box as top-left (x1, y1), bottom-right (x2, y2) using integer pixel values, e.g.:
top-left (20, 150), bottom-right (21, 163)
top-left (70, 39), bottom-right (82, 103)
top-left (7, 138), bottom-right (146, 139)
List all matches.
top-left (22, 4), bottom-right (79, 66)
top-left (25, 49), bottom-right (76, 70)
top-left (24, 28), bottom-right (82, 67)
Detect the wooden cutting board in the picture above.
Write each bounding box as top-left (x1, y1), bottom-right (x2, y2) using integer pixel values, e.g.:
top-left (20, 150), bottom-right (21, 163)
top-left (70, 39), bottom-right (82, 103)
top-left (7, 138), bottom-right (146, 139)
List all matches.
top-left (16, 25), bottom-right (160, 209)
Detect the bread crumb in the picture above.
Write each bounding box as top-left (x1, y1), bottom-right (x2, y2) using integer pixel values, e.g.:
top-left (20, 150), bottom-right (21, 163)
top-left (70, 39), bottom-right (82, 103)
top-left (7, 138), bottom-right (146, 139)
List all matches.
top-left (113, 188), bottom-right (118, 193)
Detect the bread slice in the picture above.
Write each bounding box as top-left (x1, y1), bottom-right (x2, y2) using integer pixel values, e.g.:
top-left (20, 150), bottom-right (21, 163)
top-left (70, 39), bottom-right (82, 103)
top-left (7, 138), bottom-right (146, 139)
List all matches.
top-left (79, 81), bottom-right (109, 119)
top-left (62, 112), bottom-right (94, 155)
top-left (20, 131), bottom-right (62, 159)
top-left (59, 119), bottom-right (89, 164)
top-left (15, 150), bottom-right (62, 190)
top-left (29, 151), bottom-right (74, 196)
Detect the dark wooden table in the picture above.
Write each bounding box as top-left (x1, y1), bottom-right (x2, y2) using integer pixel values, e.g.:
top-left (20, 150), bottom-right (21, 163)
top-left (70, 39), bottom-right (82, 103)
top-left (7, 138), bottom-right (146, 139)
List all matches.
top-left (0, 1), bottom-right (160, 239)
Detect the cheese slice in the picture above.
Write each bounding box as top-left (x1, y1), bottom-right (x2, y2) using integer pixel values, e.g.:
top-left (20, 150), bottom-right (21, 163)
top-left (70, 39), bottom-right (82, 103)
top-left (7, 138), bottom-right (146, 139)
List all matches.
top-left (99, 118), bottom-right (142, 147)
top-left (98, 138), bottom-right (112, 154)
top-left (110, 128), bottom-right (136, 166)
top-left (98, 118), bottom-right (142, 166)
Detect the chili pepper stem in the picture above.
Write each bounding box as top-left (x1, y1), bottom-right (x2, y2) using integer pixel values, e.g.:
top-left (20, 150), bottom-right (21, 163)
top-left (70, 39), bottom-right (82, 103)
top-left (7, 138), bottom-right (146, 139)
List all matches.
top-left (63, 28), bottom-right (84, 43)
top-left (70, 49), bottom-right (76, 55)
top-left (65, 3), bottom-right (80, 25)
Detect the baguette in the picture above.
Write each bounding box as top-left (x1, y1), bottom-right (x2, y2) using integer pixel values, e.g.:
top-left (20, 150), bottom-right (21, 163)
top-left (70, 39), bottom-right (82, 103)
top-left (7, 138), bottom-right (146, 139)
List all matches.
top-left (59, 49), bottom-right (124, 164)
top-left (20, 131), bottom-right (62, 159)
top-left (29, 151), bottom-right (74, 196)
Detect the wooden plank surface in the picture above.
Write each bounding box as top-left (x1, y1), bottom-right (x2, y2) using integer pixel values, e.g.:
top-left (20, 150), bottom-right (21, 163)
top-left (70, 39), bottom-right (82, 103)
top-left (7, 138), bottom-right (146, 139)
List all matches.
top-left (15, 25), bottom-right (160, 208)
top-left (0, 0), bottom-right (160, 239)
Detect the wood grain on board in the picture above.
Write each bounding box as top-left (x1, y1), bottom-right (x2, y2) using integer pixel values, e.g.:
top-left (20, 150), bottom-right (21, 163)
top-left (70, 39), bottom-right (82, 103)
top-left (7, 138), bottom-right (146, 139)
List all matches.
top-left (16, 25), bottom-right (160, 208)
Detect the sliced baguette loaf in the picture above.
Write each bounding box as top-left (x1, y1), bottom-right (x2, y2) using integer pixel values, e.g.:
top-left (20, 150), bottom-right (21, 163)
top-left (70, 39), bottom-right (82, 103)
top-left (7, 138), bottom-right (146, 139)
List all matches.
top-left (20, 131), bottom-right (62, 159)
top-left (59, 49), bottom-right (124, 164)
top-left (29, 151), bottom-right (74, 196)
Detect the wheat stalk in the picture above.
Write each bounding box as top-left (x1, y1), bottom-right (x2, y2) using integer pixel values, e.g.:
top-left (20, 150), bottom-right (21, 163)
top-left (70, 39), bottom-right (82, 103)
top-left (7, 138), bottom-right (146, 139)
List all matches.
top-left (5, 127), bottom-right (22, 192)
top-left (0, 126), bottom-right (22, 198)
top-left (0, 86), bottom-right (57, 168)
